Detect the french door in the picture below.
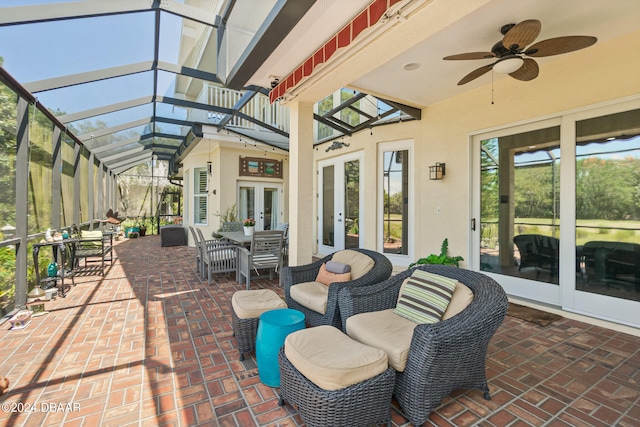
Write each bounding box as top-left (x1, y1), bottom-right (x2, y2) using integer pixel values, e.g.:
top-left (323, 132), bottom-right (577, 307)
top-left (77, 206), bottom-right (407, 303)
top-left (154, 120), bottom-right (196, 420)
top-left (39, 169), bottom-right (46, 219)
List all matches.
top-left (317, 153), bottom-right (363, 255)
top-left (238, 182), bottom-right (282, 231)
top-left (471, 99), bottom-right (640, 327)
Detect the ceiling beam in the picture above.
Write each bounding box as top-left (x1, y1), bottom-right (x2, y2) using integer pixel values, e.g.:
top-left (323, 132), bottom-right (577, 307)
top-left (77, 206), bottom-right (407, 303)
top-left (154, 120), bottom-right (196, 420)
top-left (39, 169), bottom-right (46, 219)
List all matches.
top-left (225, 0), bottom-right (317, 90)
top-left (0, 0), bottom-right (218, 27)
top-left (0, 0), bottom-right (152, 26)
top-left (59, 96), bottom-right (153, 124)
top-left (99, 145), bottom-right (145, 163)
top-left (25, 62), bottom-right (153, 93)
top-left (77, 118), bottom-right (151, 141)
top-left (378, 98), bottom-right (422, 121)
top-left (89, 136), bottom-right (142, 153)
top-left (106, 151), bottom-right (152, 168)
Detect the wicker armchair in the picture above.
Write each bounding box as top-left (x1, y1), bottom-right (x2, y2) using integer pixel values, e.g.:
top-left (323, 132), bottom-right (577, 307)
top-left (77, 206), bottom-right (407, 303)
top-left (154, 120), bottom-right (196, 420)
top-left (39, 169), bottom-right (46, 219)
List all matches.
top-left (338, 265), bottom-right (508, 426)
top-left (282, 249), bottom-right (392, 328)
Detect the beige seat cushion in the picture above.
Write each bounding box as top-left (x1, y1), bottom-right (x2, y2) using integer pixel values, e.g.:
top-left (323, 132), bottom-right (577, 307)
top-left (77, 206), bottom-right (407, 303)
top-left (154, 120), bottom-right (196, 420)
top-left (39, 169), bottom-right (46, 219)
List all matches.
top-left (289, 281), bottom-right (329, 314)
top-left (346, 309), bottom-right (416, 372)
top-left (284, 325), bottom-right (388, 391)
top-left (346, 282), bottom-right (474, 371)
top-left (331, 250), bottom-right (374, 280)
top-left (232, 289), bottom-right (287, 319)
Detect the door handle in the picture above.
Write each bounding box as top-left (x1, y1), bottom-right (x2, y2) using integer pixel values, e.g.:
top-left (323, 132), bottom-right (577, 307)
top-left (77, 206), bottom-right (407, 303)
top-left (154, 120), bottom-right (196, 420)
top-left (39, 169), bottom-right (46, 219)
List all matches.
top-left (471, 218), bottom-right (476, 231)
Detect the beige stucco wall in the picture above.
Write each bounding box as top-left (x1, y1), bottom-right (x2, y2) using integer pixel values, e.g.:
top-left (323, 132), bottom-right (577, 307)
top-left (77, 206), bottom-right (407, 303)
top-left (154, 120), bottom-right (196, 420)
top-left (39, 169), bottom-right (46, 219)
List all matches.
top-left (181, 140), bottom-right (289, 245)
top-left (311, 29), bottom-right (640, 265)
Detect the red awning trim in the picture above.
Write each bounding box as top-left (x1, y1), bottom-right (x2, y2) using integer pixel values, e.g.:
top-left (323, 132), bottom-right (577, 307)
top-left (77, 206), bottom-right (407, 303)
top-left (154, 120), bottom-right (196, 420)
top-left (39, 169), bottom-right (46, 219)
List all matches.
top-left (269, 0), bottom-right (402, 103)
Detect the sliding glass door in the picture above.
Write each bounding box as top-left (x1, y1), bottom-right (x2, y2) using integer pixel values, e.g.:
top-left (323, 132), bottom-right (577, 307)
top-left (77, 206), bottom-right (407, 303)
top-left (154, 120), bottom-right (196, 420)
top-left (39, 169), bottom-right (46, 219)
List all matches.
top-left (471, 100), bottom-right (640, 326)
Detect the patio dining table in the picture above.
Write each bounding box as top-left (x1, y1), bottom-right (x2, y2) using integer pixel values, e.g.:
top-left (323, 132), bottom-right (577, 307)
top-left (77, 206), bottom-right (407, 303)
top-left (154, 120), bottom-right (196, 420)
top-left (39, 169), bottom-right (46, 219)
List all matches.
top-left (216, 231), bottom-right (252, 246)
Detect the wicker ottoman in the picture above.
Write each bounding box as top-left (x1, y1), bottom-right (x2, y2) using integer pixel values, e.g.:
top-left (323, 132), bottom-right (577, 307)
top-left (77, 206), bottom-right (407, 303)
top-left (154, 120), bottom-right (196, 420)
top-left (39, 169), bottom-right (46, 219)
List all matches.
top-left (278, 325), bottom-right (395, 427)
top-left (231, 289), bottom-right (287, 360)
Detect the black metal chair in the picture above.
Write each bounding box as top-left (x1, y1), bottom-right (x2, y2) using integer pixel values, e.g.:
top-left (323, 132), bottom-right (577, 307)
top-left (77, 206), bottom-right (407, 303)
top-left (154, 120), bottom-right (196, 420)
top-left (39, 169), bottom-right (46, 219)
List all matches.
top-left (338, 265), bottom-right (508, 426)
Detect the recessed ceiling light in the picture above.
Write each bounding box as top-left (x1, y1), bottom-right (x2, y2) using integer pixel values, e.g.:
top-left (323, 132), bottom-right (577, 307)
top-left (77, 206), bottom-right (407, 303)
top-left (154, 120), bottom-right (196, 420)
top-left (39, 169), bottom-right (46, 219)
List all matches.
top-left (403, 62), bottom-right (420, 71)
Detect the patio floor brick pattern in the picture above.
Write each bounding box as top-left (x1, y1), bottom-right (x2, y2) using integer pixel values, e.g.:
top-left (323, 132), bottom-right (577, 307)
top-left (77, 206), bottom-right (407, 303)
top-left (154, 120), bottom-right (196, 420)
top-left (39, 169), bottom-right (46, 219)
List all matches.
top-left (0, 235), bottom-right (638, 426)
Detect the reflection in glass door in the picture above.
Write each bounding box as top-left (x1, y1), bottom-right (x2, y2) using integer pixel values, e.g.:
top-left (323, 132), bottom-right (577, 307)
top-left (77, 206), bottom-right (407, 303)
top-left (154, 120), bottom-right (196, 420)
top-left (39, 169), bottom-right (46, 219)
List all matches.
top-left (477, 124), bottom-right (562, 305)
top-left (576, 109), bottom-right (640, 303)
top-left (239, 183), bottom-right (281, 231)
top-left (318, 155), bottom-right (362, 255)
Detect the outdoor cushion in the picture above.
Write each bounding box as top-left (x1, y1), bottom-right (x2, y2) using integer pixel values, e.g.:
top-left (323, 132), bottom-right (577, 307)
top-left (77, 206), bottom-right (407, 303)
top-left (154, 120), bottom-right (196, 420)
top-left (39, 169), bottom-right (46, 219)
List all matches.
top-left (284, 325), bottom-right (388, 390)
top-left (325, 260), bottom-right (351, 274)
top-left (331, 249), bottom-right (374, 280)
top-left (231, 289), bottom-right (287, 319)
top-left (394, 270), bottom-right (457, 324)
top-left (315, 263), bottom-right (351, 286)
top-left (289, 281), bottom-right (329, 314)
top-left (80, 230), bottom-right (103, 248)
top-left (346, 309), bottom-right (416, 372)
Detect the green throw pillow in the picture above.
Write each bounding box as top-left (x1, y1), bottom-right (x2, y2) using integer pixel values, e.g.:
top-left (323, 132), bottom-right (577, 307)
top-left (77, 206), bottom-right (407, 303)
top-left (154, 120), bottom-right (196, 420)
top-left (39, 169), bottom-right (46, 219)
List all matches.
top-left (393, 270), bottom-right (457, 324)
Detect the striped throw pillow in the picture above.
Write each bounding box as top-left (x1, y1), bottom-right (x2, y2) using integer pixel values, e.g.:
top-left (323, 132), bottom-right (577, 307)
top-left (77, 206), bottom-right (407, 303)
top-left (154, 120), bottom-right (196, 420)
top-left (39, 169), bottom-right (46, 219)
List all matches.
top-left (393, 270), bottom-right (458, 324)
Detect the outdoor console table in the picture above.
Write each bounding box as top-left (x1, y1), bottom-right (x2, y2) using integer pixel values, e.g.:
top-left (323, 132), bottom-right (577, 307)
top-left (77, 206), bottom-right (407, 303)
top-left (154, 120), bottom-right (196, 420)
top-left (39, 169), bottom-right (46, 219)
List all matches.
top-left (32, 239), bottom-right (76, 297)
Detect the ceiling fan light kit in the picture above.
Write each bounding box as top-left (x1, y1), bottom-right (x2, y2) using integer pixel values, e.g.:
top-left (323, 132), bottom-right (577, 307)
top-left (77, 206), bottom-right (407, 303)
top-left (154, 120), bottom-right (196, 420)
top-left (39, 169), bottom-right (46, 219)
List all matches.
top-left (443, 19), bottom-right (597, 85)
top-left (493, 56), bottom-right (524, 74)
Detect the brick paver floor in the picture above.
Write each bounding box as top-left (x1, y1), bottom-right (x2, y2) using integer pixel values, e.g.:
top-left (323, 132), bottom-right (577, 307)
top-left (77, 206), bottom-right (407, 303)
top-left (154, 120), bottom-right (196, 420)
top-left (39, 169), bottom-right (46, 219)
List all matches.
top-left (0, 235), bottom-right (638, 426)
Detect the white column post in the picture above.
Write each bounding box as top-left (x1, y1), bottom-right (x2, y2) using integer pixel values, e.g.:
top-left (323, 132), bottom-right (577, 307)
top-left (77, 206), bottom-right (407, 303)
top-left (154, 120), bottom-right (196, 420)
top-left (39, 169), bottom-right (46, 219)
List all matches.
top-left (288, 100), bottom-right (314, 266)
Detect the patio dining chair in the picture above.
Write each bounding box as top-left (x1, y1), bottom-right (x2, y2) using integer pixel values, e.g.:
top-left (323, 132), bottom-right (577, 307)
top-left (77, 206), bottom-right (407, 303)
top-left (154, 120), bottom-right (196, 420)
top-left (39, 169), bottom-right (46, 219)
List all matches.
top-left (237, 230), bottom-right (284, 290)
top-left (196, 228), bottom-right (239, 284)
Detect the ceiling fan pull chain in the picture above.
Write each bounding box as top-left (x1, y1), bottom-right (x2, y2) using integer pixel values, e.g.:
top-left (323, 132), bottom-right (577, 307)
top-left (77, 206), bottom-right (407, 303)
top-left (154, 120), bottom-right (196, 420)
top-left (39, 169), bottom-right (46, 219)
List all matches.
top-left (491, 70), bottom-right (495, 105)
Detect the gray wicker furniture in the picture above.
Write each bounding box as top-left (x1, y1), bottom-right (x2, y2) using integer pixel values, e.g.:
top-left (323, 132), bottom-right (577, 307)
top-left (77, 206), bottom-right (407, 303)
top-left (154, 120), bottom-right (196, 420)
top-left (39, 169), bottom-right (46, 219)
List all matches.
top-left (277, 326), bottom-right (395, 427)
top-left (231, 289), bottom-right (287, 360)
top-left (282, 248), bottom-right (392, 328)
top-left (338, 265), bottom-right (508, 426)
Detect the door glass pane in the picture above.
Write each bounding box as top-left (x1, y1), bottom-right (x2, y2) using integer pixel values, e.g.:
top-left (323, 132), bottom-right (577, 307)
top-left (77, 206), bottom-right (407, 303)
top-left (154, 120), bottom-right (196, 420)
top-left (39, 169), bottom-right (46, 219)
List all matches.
top-left (263, 188), bottom-right (278, 230)
top-left (576, 109), bottom-right (640, 302)
top-left (382, 150), bottom-right (408, 255)
top-left (322, 166), bottom-right (335, 247)
top-left (344, 160), bottom-right (360, 249)
top-left (239, 186), bottom-right (255, 225)
top-left (480, 126), bottom-right (561, 284)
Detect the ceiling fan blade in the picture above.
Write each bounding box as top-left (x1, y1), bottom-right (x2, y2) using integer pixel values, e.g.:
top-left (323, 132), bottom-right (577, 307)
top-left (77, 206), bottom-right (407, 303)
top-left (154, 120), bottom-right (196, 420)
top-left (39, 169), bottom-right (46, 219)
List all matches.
top-left (443, 52), bottom-right (495, 60)
top-left (503, 19), bottom-right (541, 51)
top-left (458, 64), bottom-right (494, 85)
top-left (509, 58), bottom-right (539, 81)
top-left (525, 36), bottom-right (597, 57)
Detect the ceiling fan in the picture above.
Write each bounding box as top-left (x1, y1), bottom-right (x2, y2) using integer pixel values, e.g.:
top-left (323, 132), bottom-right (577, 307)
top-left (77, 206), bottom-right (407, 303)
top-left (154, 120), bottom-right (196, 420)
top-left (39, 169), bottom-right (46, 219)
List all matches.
top-left (443, 19), bottom-right (597, 85)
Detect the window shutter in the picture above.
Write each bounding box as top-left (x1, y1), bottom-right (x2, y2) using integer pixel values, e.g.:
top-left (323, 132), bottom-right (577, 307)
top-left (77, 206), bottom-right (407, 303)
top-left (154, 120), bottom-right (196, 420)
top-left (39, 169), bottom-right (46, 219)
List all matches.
top-left (197, 169), bottom-right (207, 193)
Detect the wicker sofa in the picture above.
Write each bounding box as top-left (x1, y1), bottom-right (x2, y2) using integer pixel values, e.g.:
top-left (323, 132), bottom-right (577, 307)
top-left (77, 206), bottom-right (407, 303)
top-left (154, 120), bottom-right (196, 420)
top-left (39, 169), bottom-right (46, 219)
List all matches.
top-left (338, 265), bottom-right (508, 426)
top-left (282, 249), bottom-right (392, 328)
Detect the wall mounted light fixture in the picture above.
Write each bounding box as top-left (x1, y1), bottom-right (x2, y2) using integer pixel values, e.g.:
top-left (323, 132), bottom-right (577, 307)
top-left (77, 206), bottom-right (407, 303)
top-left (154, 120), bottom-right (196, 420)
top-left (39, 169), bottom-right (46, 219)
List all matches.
top-left (429, 162), bottom-right (446, 180)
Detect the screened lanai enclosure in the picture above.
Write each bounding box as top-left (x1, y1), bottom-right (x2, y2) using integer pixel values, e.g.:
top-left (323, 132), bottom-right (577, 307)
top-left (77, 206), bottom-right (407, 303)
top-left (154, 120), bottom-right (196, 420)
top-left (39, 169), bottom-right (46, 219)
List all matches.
top-left (0, 1), bottom-right (418, 318)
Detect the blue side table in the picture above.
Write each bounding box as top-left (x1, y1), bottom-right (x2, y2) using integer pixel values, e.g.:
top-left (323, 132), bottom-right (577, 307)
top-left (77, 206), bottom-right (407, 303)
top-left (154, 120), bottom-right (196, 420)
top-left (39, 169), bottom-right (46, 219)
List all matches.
top-left (256, 308), bottom-right (305, 387)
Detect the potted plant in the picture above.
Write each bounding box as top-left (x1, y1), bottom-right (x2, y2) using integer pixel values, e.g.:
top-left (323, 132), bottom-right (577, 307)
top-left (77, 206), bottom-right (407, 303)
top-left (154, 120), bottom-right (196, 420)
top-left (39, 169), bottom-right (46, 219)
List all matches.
top-left (243, 218), bottom-right (255, 236)
top-left (138, 217), bottom-right (147, 237)
top-left (409, 238), bottom-right (464, 268)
